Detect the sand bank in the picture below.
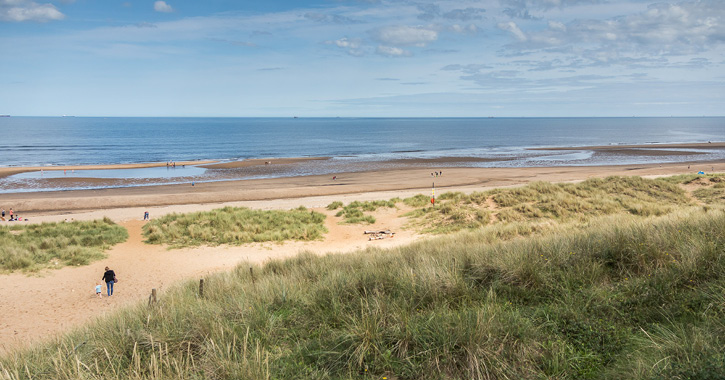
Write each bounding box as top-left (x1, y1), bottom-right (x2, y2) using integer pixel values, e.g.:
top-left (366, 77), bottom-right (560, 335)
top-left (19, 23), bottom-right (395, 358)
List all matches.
top-left (0, 160), bottom-right (217, 180)
top-left (200, 157), bottom-right (329, 169)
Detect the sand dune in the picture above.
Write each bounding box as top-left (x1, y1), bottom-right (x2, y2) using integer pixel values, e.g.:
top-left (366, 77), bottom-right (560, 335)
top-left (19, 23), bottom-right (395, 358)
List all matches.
top-left (1, 158), bottom-right (723, 354)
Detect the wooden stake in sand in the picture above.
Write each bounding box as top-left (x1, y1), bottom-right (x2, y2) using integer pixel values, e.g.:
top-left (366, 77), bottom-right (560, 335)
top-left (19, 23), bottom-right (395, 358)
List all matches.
top-left (199, 279), bottom-right (204, 298)
top-left (148, 288), bottom-right (157, 306)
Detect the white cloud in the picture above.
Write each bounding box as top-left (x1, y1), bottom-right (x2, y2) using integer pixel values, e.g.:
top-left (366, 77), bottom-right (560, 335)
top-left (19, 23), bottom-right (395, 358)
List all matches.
top-left (332, 37), bottom-right (360, 49)
top-left (497, 0), bottom-right (725, 67)
top-left (154, 1), bottom-right (173, 13)
top-left (374, 25), bottom-right (438, 47)
top-left (326, 37), bottom-right (365, 56)
top-left (376, 45), bottom-right (412, 57)
top-left (497, 21), bottom-right (527, 42)
top-left (0, 0), bottom-right (64, 22)
top-left (450, 24), bottom-right (478, 34)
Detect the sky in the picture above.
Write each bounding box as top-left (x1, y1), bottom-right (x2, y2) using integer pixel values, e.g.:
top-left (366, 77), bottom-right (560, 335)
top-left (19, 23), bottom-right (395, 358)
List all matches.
top-left (0, 0), bottom-right (724, 117)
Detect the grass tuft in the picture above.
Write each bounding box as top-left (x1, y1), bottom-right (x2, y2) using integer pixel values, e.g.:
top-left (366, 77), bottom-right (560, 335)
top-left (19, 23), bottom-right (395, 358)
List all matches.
top-left (142, 206), bottom-right (327, 248)
top-left (0, 218), bottom-right (127, 272)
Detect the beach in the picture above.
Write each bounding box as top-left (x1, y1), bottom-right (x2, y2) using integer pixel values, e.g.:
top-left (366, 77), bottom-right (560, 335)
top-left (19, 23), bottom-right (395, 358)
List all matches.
top-left (0, 145), bottom-right (723, 354)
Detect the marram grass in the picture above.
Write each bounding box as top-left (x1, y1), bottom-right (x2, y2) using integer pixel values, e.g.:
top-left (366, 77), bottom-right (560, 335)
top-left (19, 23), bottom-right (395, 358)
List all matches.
top-left (406, 176), bottom-right (696, 233)
top-left (330, 199), bottom-right (399, 225)
top-left (0, 217), bottom-right (128, 272)
top-left (2, 208), bottom-right (724, 379)
top-left (142, 206), bottom-right (327, 248)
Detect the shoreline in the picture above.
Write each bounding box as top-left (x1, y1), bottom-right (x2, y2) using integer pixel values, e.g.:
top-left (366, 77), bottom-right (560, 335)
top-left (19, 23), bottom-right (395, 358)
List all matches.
top-left (1, 160), bottom-right (723, 216)
top-left (529, 142), bottom-right (725, 151)
top-left (0, 160), bottom-right (218, 179)
top-left (2, 142), bottom-right (722, 180)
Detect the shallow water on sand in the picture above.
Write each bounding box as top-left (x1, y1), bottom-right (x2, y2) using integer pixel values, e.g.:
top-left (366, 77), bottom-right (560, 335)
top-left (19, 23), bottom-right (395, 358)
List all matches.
top-left (0, 117), bottom-right (723, 192)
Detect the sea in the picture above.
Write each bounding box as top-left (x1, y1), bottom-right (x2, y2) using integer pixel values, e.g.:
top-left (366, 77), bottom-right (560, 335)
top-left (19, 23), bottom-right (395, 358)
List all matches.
top-left (1, 117), bottom-right (723, 193)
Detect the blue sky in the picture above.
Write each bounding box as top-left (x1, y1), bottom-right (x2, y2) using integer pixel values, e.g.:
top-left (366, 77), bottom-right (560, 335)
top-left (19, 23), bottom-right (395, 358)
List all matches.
top-left (1, 0), bottom-right (724, 117)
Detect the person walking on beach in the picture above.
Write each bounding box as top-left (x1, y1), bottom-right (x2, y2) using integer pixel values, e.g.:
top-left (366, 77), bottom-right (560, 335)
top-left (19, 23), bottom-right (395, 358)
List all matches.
top-left (1, 208), bottom-right (4, 220)
top-left (95, 283), bottom-right (102, 298)
top-left (143, 211), bottom-right (149, 221)
top-left (9, 208), bottom-right (13, 220)
top-left (102, 266), bottom-right (116, 296)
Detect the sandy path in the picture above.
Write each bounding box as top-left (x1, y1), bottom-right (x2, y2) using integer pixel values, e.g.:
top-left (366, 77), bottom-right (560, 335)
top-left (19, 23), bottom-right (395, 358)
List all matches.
top-left (0, 201), bottom-right (418, 354)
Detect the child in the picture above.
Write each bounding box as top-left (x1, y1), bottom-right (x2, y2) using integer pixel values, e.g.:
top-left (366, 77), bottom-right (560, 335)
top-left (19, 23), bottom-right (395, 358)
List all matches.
top-left (95, 283), bottom-right (102, 298)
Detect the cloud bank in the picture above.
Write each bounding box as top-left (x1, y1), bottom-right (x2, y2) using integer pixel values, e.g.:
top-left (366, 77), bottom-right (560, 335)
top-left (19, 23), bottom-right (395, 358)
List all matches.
top-left (0, 0), bottom-right (64, 22)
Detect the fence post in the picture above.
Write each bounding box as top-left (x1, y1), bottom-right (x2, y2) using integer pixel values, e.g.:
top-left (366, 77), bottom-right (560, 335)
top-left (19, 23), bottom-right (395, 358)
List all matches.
top-left (199, 279), bottom-right (204, 298)
top-left (148, 288), bottom-right (157, 306)
top-left (250, 267), bottom-right (255, 284)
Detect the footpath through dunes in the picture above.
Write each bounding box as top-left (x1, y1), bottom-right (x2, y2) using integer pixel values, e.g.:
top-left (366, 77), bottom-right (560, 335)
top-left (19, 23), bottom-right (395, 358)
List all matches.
top-left (0, 205), bottom-right (418, 354)
top-left (2, 207), bottom-right (725, 379)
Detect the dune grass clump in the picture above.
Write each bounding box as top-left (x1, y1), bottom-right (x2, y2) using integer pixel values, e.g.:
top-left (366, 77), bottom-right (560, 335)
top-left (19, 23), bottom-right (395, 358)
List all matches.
top-left (334, 199), bottom-right (398, 224)
top-left (142, 206), bottom-right (327, 248)
top-left (0, 217), bottom-right (128, 272)
top-left (406, 176), bottom-right (692, 233)
top-left (3, 209), bottom-right (724, 379)
top-left (326, 201), bottom-right (343, 210)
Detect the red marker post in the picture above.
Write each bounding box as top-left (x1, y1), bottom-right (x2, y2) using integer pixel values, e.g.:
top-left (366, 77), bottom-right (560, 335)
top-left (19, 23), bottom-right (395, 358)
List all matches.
top-left (431, 182), bottom-right (435, 205)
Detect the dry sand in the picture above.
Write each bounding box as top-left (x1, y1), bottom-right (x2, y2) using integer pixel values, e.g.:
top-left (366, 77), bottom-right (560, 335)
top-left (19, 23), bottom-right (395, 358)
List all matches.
top-left (1, 153), bottom-right (724, 354)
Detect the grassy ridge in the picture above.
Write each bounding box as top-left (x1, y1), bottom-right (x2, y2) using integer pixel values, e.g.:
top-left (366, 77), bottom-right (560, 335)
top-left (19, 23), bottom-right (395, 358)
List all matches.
top-left (143, 206), bottom-right (327, 247)
top-left (327, 200), bottom-right (399, 224)
top-left (407, 176), bottom-right (693, 233)
top-left (3, 209), bottom-right (724, 379)
top-left (0, 218), bottom-right (128, 272)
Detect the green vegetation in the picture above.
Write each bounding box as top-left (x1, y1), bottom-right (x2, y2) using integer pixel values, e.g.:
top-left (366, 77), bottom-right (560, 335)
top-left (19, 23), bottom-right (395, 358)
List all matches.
top-left (660, 173), bottom-right (725, 204)
top-left (0, 218), bottom-right (128, 272)
top-left (333, 199), bottom-right (398, 225)
top-left (326, 201), bottom-right (343, 210)
top-left (2, 209), bottom-right (724, 379)
top-left (142, 206), bottom-right (327, 247)
top-left (405, 176), bottom-right (693, 233)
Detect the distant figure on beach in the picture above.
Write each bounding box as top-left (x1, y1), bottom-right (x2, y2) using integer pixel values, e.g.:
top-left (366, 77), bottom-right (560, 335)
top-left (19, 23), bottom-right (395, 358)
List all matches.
top-left (1, 209), bottom-right (4, 219)
top-left (9, 208), bottom-right (13, 220)
top-left (95, 283), bottom-right (102, 298)
top-left (102, 266), bottom-right (116, 296)
top-left (143, 211), bottom-right (149, 220)
top-left (332, 176), bottom-right (337, 180)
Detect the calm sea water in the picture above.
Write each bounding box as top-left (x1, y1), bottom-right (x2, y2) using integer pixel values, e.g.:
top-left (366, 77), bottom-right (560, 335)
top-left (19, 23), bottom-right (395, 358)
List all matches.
top-left (1, 117), bottom-right (723, 192)
top-left (0, 117), bottom-right (722, 167)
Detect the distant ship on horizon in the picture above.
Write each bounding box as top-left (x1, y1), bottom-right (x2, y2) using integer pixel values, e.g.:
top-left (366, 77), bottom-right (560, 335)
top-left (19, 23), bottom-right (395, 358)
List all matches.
top-left (0, 114), bottom-right (9, 117)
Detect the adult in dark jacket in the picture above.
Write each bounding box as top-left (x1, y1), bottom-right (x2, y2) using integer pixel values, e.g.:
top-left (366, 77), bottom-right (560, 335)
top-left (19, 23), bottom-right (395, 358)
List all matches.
top-left (102, 266), bottom-right (116, 296)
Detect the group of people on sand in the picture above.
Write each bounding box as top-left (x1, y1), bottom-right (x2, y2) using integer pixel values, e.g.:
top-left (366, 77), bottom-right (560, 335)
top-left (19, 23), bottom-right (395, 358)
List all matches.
top-left (1, 207), bottom-right (21, 221)
top-left (431, 171), bottom-right (443, 177)
top-left (96, 266), bottom-right (118, 298)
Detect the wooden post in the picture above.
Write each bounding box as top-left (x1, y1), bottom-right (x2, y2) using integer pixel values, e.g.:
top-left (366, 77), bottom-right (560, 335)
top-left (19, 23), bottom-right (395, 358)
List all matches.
top-left (199, 279), bottom-right (204, 297)
top-left (250, 267), bottom-right (255, 284)
top-left (148, 288), bottom-right (157, 306)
